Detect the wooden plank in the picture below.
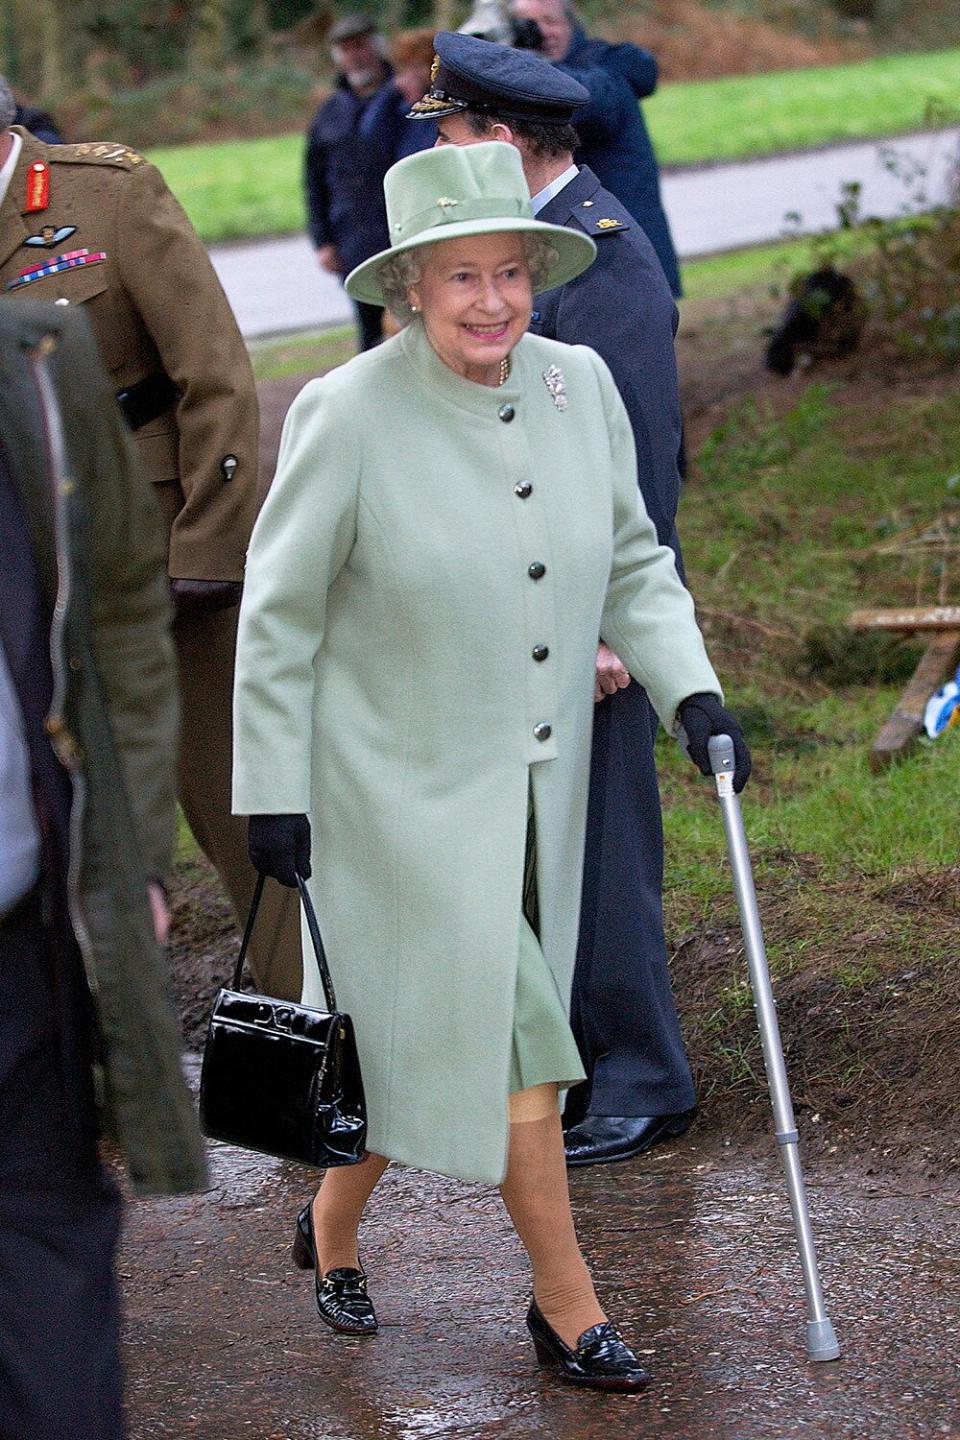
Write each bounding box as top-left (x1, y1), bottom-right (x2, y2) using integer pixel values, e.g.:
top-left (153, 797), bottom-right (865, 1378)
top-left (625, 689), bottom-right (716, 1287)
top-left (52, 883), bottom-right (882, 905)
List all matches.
top-left (849, 605), bottom-right (960, 632)
top-left (870, 630), bottom-right (960, 772)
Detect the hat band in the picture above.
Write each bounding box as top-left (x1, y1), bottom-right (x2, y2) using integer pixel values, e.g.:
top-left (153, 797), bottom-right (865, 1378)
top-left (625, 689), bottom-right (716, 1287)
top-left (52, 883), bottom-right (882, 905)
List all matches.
top-left (391, 194), bottom-right (532, 243)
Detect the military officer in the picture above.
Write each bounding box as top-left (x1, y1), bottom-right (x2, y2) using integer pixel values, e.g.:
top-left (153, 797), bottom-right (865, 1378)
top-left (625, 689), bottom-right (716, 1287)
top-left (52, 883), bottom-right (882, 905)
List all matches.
top-left (0, 77), bottom-right (302, 999)
top-left (411, 34), bottom-right (699, 1167)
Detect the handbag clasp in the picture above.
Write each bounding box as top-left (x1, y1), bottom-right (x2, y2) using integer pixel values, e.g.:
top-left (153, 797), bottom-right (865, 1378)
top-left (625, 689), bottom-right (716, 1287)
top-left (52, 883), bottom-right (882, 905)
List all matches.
top-left (254, 1004), bottom-right (293, 1032)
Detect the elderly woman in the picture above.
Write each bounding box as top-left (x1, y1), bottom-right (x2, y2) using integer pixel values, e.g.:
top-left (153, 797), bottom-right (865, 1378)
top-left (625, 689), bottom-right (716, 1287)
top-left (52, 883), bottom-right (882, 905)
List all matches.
top-left (233, 142), bottom-right (749, 1393)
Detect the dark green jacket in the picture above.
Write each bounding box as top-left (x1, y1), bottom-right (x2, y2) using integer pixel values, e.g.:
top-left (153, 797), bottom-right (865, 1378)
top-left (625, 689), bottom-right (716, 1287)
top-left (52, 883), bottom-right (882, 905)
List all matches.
top-left (0, 298), bottom-right (207, 1195)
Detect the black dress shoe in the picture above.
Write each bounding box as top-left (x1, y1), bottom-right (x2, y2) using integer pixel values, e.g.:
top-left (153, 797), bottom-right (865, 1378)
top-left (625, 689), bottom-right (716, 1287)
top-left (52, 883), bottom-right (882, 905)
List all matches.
top-left (292, 1204), bottom-right (378, 1336)
top-left (564, 1109), bottom-right (696, 1167)
top-left (526, 1300), bottom-right (650, 1393)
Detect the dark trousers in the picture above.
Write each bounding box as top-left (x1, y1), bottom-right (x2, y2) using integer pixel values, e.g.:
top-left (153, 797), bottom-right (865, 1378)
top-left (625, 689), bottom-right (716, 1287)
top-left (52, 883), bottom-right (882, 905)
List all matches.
top-left (0, 896), bottom-right (124, 1440)
top-left (353, 299), bottom-right (384, 352)
top-left (569, 681), bottom-right (696, 1120)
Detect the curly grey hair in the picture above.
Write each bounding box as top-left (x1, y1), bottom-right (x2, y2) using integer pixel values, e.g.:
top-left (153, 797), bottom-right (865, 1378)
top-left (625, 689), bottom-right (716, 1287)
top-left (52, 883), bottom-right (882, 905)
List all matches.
top-left (377, 232), bottom-right (559, 322)
top-left (0, 77), bottom-right (17, 132)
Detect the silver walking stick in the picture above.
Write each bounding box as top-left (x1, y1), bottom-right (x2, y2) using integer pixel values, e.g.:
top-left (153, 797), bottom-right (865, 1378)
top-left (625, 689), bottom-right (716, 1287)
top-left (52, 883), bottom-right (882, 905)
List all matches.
top-left (705, 733), bottom-right (840, 1362)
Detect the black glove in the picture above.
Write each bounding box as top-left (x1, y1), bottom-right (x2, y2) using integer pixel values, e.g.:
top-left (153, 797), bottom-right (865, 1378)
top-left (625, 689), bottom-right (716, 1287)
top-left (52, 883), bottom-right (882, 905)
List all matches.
top-left (678, 693), bottom-right (752, 794)
top-left (247, 814), bottom-right (311, 888)
top-left (171, 578), bottom-right (242, 620)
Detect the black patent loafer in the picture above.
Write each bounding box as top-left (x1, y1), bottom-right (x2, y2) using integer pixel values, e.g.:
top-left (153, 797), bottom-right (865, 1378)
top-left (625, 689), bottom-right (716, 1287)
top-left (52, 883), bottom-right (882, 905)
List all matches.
top-left (564, 1109), bottom-right (697, 1167)
top-left (292, 1203), bottom-right (378, 1336)
top-left (526, 1299), bottom-right (650, 1393)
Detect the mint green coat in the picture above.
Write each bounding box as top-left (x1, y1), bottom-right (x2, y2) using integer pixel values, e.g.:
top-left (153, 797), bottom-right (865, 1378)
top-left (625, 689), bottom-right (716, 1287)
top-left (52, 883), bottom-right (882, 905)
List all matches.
top-left (233, 321), bottom-right (720, 1185)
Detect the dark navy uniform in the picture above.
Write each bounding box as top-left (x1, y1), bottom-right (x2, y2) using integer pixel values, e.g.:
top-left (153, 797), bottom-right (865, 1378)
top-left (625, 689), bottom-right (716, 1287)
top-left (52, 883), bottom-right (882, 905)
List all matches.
top-left (305, 76), bottom-right (392, 350)
top-left (531, 167), bottom-right (695, 1125)
top-left (557, 24), bottom-right (681, 297)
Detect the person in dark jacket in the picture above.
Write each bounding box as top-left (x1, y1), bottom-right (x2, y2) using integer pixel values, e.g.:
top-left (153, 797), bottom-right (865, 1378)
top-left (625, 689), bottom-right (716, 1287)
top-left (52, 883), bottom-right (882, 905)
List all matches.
top-left (510, 0), bottom-right (681, 296)
top-left (13, 100), bottom-right (63, 144)
top-left (361, 29), bottom-right (438, 167)
top-left (0, 298), bottom-right (206, 1440)
top-left (413, 33), bottom-right (705, 1168)
top-left (304, 14), bottom-right (393, 350)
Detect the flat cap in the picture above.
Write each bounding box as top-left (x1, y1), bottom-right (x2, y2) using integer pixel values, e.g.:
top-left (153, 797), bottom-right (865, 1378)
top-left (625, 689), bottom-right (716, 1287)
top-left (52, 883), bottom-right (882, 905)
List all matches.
top-left (329, 13), bottom-right (378, 44)
top-left (408, 31), bottom-right (590, 123)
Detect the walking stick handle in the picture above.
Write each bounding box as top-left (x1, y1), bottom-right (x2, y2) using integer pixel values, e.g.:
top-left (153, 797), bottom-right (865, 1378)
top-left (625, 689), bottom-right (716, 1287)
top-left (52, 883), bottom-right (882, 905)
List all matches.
top-left (707, 732), bottom-right (736, 779)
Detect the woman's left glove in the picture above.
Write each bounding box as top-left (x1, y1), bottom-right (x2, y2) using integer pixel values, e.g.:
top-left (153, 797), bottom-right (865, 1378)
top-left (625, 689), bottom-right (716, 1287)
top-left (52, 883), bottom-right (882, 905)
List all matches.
top-left (247, 814), bottom-right (312, 888)
top-left (678, 693), bottom-right (752, 793)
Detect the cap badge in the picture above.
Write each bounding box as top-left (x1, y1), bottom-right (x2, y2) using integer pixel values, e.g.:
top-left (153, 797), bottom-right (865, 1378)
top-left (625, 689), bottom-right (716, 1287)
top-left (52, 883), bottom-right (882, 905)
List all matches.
top-left (435, 196), bottom-right (459, 209)
top-left (542, 365), bottom-right (568, 412)
top-left (430, 55), bottom-right (440, 82)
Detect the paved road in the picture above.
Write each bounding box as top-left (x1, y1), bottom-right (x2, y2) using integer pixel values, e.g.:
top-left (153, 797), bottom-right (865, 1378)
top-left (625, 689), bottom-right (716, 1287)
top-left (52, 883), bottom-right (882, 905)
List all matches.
top-left (211, 127), bottom-right (960, 340)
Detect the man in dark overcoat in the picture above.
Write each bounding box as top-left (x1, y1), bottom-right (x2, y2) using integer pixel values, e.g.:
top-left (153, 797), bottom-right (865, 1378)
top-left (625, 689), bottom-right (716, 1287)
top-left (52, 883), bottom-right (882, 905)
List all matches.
top-left (0, 298), bottom-right (207, 1439)
top-left (510, 0), bottom-right (681, 296)
top-left (0, 77), bottom-right (302, 999)
top-left (304, 14), bottom-right (393, 350)
top-left (412, 33), bottom-right (698, 1166)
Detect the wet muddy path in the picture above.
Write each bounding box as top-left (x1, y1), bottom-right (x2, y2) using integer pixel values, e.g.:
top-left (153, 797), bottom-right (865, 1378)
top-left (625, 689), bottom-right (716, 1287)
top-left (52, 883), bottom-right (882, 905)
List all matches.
top-left (121, 1090), bottom-right (959, 1440)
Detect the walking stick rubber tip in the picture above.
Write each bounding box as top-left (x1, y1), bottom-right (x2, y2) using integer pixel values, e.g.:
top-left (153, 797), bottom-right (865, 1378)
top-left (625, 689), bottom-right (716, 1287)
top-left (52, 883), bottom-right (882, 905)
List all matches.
top-left (806, 1317), bottom-right (841, 1362)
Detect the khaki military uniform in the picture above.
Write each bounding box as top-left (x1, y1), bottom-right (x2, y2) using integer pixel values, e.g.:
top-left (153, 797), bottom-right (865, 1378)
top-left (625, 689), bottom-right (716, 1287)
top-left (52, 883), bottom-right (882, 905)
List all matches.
top-left (0, 128), bottom-right (301, 999)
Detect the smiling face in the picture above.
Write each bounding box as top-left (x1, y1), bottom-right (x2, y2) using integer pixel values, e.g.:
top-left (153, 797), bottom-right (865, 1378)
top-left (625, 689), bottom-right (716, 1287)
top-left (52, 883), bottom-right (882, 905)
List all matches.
top-left (407, 232), bottom-right (533, 386)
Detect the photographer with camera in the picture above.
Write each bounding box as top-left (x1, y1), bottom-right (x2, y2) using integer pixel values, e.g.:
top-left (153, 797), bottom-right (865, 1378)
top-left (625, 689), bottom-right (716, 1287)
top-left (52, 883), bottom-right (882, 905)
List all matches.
top-left (461, 1), bottom-right (680, 296)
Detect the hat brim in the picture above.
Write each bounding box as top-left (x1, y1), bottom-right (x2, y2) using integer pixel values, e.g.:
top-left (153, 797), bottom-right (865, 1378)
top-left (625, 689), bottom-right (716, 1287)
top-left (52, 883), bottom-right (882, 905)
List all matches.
top-left (345, 217), bottom-right (596, 307)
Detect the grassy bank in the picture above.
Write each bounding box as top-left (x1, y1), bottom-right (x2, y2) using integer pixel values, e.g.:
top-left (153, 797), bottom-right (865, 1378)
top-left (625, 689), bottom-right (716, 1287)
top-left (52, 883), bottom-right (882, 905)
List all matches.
top-left (149, 46), bottom-right (960, 244)
top-left (656, 373), bottom-right (960, 1143)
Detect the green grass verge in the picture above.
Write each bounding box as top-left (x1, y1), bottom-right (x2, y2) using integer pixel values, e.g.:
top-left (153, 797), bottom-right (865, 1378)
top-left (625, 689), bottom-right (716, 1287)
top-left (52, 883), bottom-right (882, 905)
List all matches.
top-left (679, 229), bottom-right (878, 301)
top-left (147, 47), bottom-right (960, 244)
top-left (658, 379), bottom-right (960, 934)
top-left (150, 134), bottom-right (307, 245)
top-left (647, 46), bottom-right (960, 166)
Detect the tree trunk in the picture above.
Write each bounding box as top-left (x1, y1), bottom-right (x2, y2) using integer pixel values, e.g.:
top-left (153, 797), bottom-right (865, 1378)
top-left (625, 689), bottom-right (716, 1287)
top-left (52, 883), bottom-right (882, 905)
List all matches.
top-left (191, 0), bottom-right (229, 70)
top-left (37, 0), bottom-right (63, 99)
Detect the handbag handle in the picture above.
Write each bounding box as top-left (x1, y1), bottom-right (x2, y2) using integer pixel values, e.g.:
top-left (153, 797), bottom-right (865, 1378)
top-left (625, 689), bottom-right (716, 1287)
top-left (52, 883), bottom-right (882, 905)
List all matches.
top-left (233, 871), bottom-right (338, 1013)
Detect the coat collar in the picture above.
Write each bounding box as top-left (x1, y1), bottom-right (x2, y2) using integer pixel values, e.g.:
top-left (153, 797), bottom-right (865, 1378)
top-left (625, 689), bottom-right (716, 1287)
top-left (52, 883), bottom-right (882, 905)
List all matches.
top-left (399, 317), bottom-right (523, 419)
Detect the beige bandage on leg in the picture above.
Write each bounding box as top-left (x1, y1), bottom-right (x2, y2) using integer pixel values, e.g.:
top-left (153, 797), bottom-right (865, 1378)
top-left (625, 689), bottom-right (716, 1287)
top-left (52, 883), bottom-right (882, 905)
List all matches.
top-left (499, 1107), bottom-right (606, 1349)
top-left (508, 1082), bottom-right (560, 1123)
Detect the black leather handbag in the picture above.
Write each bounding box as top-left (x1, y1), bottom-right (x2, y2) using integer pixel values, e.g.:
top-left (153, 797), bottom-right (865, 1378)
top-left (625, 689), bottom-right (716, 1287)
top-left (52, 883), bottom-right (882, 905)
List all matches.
top-left (199, 873), bottom-right (366, 1168)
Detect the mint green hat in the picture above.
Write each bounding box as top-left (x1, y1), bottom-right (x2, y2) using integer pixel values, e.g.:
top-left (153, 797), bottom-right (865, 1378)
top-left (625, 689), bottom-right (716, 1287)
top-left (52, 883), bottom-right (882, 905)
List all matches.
top-left (344, 141), bottom-right (596, 306)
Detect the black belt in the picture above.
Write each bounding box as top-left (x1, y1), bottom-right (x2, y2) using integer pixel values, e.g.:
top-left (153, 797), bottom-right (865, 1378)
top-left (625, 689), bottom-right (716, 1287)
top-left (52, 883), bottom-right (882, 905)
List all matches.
top-left (115, 372), bottom-right (180, 431)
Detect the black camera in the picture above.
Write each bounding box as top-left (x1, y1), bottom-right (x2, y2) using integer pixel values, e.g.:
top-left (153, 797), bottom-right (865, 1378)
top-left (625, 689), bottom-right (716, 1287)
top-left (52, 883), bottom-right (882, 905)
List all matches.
top-left (459, 3), bottom-right (544, 50)
top-left (511, 18), bottom-right (545, 48)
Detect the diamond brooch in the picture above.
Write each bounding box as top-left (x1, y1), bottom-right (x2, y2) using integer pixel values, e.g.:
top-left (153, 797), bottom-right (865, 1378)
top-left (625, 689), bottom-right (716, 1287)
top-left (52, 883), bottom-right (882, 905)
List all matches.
top-left (542, 365), bottom-right (568, 411)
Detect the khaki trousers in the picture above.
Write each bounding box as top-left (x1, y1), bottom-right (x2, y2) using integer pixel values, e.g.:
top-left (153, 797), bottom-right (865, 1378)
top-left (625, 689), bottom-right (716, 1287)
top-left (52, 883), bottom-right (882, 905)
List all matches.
top-left (173, 606), bottom-right (303, 1000)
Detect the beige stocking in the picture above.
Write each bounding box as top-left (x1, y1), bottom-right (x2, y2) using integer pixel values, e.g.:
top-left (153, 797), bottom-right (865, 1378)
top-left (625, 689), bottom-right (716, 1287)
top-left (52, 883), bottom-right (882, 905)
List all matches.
top-left (499, 1087), bottom-right (606, 1349)
top-left (310, 1152), bottom-right (389, 1274)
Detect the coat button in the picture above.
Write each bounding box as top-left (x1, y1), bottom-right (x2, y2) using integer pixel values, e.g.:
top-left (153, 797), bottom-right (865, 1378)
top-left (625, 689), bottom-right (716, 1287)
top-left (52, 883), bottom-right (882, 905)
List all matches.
top-left (528, 561), bottom-right (546, 580)
top-left (533, 722), bottom-right (552, 742)
top-left (498, 404), bottom-right (515, 422)
top-left (514, 481), bottom-right (532, 498)
top-left (532, 645), bottom-right (549, 662)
